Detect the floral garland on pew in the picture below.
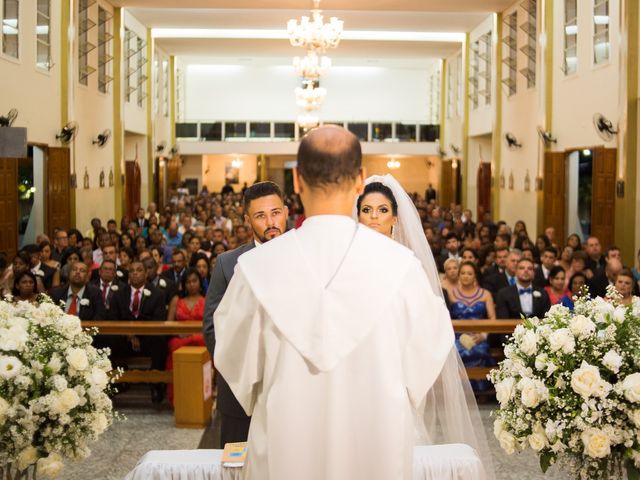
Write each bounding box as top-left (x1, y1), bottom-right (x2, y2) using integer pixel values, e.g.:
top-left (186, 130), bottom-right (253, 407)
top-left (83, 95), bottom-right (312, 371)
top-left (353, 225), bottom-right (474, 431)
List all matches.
top-left (0, 295), bottom-right (120, 479)
top-left (490, 286), bottom-right (640, 480)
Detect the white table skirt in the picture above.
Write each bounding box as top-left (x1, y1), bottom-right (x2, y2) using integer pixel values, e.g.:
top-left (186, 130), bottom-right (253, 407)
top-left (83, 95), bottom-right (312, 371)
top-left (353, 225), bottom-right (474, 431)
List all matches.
top-left (124, 444), bottom-right (484, 480)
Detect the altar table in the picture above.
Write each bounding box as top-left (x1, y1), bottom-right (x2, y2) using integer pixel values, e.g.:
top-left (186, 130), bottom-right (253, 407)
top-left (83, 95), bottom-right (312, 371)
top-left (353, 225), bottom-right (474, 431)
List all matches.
top-left (124, 444), bottom-right (484, 480)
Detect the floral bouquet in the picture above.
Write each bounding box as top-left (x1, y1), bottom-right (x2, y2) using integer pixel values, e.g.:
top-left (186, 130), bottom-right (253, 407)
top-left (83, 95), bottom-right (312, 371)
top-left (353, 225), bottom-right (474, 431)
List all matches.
top-left (490, 287), bottom-right (640, 479)
top-left (0, 297), bottom-right (118, 479)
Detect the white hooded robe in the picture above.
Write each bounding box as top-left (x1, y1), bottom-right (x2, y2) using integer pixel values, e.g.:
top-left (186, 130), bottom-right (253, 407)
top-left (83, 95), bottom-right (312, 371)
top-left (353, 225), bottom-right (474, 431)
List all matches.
top-left (213, 215), bottom-right (454, 480)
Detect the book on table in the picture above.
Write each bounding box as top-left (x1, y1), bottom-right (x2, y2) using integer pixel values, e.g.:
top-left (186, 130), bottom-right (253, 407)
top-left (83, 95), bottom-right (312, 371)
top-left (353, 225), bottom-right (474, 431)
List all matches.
top-left (221, 442), bottom-right (247, 468)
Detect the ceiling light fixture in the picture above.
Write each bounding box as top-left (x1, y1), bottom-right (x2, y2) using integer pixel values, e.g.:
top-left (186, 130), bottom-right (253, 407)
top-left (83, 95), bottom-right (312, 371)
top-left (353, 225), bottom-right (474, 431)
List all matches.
top-left (231, 157), bottom-right (243, 169)
top-left (293, 51), bottom-right (331, 79)
top-left (295, 81), bottom-right (327, 110)
top-left (287, 0), bottom-right (343, 52)
top-left (387, 158), bottom-right (401, 169)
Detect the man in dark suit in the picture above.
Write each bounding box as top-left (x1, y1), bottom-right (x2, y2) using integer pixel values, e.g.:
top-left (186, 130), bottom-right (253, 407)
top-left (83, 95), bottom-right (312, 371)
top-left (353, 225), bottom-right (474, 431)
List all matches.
top-left (90, 243), bottom-right (128, 283)
top-left (142, 256), bottom-right (177, 307)
top-left (589, 257), bottom-right (622, 298)
top-left (496, 257), bottom-right (551, 320)
top-left (89, 259), bottom-right (124, 313)
top-left (24, 244), bottom-right (57, 291)
top-left (109, 260), bottom-right (168, 403)
top-left (135, 208), bottom-right (149, 230)
top-left (533, 246), bottom-right (558, 288)
top-left (203, 181), bottom-right (288, 447)
top-left (436, 233), bottom-right (461, 273)
top-left (161, 249), bottom-right (187, 292)
top-left (425, 183), bottom-right (436, 203)
top-left (50, 261), bottom-right (106, 320)
top-left (483, 247), bottom-right (520, 299)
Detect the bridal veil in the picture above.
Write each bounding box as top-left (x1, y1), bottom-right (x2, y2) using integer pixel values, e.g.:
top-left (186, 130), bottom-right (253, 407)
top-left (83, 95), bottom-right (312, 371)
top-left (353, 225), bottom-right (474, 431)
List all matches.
top-left (355, 174), bottom-right (494, 478)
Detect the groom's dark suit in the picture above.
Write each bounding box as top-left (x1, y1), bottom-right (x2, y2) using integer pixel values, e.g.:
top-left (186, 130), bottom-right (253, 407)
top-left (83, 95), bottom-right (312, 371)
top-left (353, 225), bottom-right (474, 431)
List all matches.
top-left (203, 241), bottom-right (255, 447)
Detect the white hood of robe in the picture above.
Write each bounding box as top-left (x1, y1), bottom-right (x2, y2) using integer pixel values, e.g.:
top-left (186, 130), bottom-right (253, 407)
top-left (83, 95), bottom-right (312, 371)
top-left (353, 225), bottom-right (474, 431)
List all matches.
top-left (237, 215), bottom-right (418, 373)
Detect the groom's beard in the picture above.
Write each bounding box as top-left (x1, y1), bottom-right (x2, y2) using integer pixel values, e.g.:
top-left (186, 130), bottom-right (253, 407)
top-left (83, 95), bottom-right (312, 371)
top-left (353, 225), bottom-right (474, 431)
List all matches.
top-left (254, 226), bottom-right (283, 243)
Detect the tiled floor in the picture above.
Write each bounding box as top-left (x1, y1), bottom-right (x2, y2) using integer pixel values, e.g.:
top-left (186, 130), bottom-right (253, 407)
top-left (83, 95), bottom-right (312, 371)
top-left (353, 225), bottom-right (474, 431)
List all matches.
top-left (57, 392), bottom-right (568, 480)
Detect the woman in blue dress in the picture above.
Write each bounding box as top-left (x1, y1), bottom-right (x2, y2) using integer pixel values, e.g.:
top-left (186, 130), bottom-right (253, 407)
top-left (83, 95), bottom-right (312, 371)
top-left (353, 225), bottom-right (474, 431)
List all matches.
top-left (448, 261), bottom-right (496, 393)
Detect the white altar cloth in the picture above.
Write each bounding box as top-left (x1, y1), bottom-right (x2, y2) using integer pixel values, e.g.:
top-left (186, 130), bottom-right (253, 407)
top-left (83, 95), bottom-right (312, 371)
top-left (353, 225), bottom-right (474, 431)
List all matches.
top-left (124, 444), bottom-right (484, 480)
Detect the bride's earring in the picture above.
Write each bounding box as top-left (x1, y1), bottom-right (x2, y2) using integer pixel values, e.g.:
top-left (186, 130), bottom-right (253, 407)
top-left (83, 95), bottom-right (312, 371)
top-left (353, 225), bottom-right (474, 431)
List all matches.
top-left (390, 225), bottom-right (394, 236)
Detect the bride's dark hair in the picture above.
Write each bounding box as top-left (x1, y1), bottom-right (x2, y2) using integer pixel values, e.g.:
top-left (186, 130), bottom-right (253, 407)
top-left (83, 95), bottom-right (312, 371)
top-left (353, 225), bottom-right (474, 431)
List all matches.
top-left (356, 182), bottom-right (398, 215)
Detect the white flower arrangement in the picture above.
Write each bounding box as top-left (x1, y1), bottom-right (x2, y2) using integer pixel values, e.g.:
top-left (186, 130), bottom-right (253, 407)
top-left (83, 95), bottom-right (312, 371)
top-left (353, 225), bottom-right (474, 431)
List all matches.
top-left (0, 296), bottom-right (119, 479)
top-left (490, 286), bottom-right (640, 480)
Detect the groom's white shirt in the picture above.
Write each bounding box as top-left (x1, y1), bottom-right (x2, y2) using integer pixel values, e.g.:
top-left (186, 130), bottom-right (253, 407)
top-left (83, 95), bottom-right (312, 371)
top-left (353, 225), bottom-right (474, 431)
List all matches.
top-left (214, 214), bottom-right (454, 480)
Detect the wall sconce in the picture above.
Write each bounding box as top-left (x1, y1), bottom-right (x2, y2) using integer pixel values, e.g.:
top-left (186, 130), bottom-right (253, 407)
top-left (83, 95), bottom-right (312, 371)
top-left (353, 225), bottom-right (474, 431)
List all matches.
top-left (108, 168), bottom-right (114, 187)
top-left (508, 171), bottom-right (514, 190)
top-left (499, 169), bottom-right (505, 189)
top-left (387, 158), bottom-right (401, 169)
top-left (451, 158), bottom-right (458, 169)
top-left (99, 168), bottom-right (105, 188)
top-left (524, 170), bottom-right (531, 192)
top-left (83, 167), bottom-right (90, 189)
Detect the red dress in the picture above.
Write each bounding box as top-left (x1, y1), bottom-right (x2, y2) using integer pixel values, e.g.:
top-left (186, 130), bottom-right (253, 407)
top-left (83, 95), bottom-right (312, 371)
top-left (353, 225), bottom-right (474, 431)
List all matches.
top-left (166, 296), bottom-right (206, 404)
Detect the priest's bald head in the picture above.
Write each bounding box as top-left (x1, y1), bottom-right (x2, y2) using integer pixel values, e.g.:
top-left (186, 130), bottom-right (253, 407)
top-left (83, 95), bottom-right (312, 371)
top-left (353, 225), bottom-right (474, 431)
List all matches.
top-left (294, 125), bottom-right (366, 216)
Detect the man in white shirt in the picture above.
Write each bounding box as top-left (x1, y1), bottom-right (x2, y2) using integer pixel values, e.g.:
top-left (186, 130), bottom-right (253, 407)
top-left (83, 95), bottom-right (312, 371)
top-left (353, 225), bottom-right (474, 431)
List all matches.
top-left (214, 125), bottom-right (454, 480)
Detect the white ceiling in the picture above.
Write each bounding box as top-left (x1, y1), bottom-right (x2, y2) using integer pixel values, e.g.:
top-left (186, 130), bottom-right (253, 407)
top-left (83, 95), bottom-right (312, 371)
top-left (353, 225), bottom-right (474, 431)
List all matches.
top-left (122, 1), bottom-right (510, 62)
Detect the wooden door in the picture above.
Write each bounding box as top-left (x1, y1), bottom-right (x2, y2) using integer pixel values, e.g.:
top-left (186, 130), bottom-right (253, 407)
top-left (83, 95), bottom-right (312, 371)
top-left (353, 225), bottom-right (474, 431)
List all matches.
top-left (167, 155), bottom-right (182, 194)
top-left (125, 161), bottom-right (142, 221)
top-left (46, 147), bottom-right (71, 238)
top-left (477, 162), bottom-right (492, 220)
top-left (591, 148), bottom-right (616, 248)
top-left (543, 152), bottom-right (566, 244)
top-left (0, 158), bottom-right (18, 259)
top-left (440, 160), bottom-right (453, 207)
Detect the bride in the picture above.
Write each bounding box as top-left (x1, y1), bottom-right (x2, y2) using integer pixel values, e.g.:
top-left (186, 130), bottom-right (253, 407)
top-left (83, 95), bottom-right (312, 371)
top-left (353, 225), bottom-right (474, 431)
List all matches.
top-left (355, 174), bottom-right (495, 478)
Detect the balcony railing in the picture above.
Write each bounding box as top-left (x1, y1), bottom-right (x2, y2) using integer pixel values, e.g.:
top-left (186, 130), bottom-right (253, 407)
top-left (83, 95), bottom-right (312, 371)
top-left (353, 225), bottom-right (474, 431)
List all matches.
top-left (175, 121), bottom-right (440, 143)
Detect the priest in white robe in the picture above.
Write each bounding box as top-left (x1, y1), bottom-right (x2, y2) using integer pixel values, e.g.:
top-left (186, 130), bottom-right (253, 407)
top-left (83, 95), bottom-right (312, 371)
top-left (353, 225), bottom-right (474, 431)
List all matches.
top-left (214, 125), bottom-right (454, 480)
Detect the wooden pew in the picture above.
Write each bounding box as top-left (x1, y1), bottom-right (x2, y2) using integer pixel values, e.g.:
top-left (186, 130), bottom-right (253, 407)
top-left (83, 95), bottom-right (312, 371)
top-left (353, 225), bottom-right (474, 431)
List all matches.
top-left (82, 321), bottom-right (204, 384)
top-left (452, 319), bottom-right (522, 382)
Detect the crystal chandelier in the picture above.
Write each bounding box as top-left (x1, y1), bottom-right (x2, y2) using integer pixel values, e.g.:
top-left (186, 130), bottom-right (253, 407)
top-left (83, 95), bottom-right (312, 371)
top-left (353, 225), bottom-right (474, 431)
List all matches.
top-left (293, 51), bottom-right (331, 79)
top-left (297, 114), bottom-right (319, 129)
top-left (287, 0), bottom-right (343, 53)
top-left (295, 81), bottom-right (327, 110)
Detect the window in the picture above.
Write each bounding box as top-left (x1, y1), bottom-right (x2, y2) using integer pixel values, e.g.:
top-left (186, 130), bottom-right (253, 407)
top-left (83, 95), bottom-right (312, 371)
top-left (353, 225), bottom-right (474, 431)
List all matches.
top-left (427, 67), bottom-right (440, 125)
top-left (520, 0), bottom-right (537, 88)
top-left (153, 57), bottom-right (159, 114)
top-left (456, 54), bottom-right (463, 116)
top-left (162, 60), bottom-right (169, 117)
top-left (36, 0), bottom-right (51, 69)
top-left (482, 32), bottom-right (492, 104)
top-left (564, 0), bottom-right (577, 75)
top-left (98, 7), bottom-right (112, 93)
top-left (502, 11), bottom-right (517, 96)
top-left (78, 0), bottom-right (96, 86)
top-left (593, 0), bottom-right (609, 64)
top-left (136, 36), bottom-right (147, 107)
top-left (2, 0), bottom-right (19, 58)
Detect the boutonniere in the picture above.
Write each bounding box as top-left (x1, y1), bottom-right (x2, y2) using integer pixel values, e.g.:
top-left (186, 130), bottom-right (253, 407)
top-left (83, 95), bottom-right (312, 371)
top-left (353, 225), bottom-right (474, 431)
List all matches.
top-left (158, 279), bottom-right (166, 288)
top-left (143, 289), bottom-right (151, 297)
top-left (110, 285), bottom-right (119, 292)
top-left (116, 270), bottom-right (124, 278)
top-left (34, 269), bottom-right (45, 277)
top-left (533, 291), bottom-right (542, 298)
top-left (79, 298), bottom-right (90, 306)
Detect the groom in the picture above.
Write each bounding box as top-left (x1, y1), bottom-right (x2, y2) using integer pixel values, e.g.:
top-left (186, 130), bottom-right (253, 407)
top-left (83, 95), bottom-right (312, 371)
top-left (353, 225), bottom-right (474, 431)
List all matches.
top-left (214, 125), bottom-right (454, 480)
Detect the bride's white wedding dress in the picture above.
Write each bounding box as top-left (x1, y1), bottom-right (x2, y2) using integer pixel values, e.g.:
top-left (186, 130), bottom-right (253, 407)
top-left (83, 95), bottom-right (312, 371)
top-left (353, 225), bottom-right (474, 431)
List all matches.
top-left (355, 174), bottom-right (495, 479)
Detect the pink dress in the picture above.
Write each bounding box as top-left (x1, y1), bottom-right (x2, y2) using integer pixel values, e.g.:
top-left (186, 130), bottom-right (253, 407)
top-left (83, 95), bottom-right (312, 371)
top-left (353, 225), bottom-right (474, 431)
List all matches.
top-left (166, 296), bottom-right (206, 404)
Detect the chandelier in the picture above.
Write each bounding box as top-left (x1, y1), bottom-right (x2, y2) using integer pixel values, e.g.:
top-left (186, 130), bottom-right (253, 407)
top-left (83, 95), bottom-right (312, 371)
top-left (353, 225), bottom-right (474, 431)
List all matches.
top-left (297, 114), bottom-right (320, 129)
top-left (293, 51), bottom-right (331, 79)
top-left (287, 0), bottom-right (343, 53)
top-left (295, 81), bottom-right (327, 110)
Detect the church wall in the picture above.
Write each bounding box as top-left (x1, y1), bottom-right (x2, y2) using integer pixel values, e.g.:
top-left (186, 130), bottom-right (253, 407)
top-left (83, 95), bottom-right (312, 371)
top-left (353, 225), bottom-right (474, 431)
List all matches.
top-left (0, 0), bottom-right (61, 145)
top-left (73, 0), bottom-right (116, 232)
top-left (497, 0), bottom-right (541, 237)
top-left (202, 154), bottom-right (257, 194)
top-left (551, 0), bottom-right (620, 152)
top-left (178, 56), bottom-right (434, 123)
top-left (362, 155), bottom-right (439, 197)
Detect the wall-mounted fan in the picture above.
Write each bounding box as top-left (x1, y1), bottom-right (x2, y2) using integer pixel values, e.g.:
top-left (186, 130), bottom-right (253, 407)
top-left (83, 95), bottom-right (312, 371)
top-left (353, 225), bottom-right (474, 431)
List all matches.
top-left (537, 126), bottom-right (557, 146)
top-left (156, 141), bottom-right (167, 153)
top-left (169, 145), bottom-right (179, 156)
top-left (92, 129), bottom-right (111, 147)
top-left (449, 144), bottom-right (461, 155)
top-left (0, 108), bottom-right (18, 127)
top-left (504, 132), bottom-right (522, 149)
top-left (593, 113), bottom-right (618, 141)
top-left (56, 122), bottom-right (79, 144)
